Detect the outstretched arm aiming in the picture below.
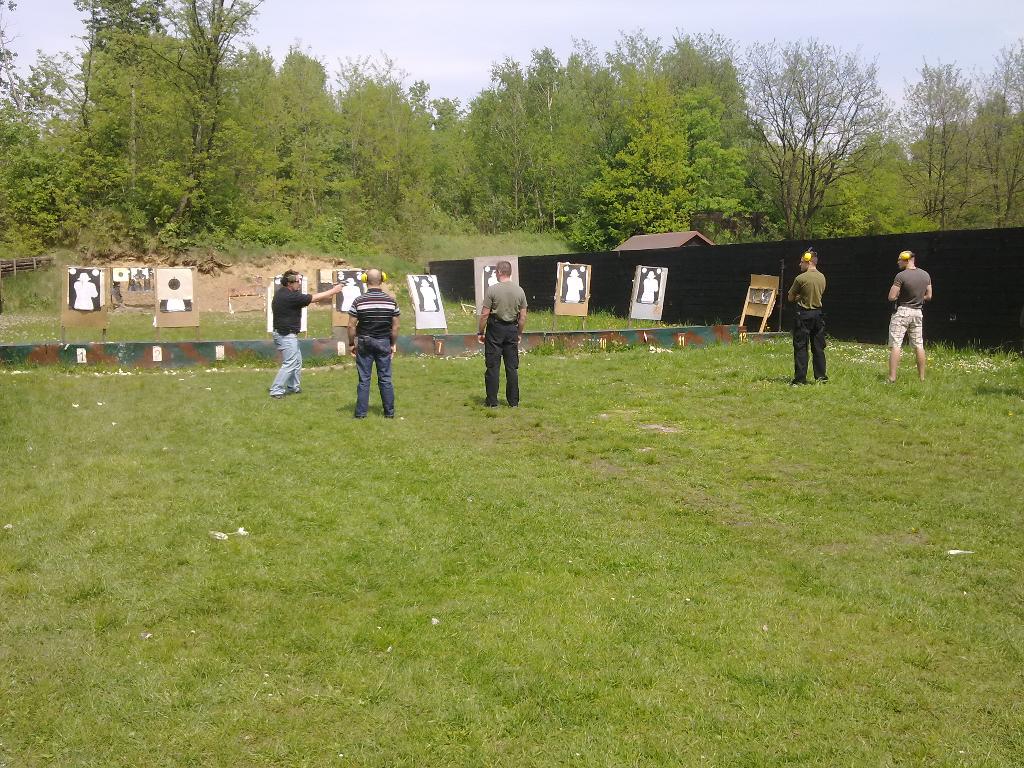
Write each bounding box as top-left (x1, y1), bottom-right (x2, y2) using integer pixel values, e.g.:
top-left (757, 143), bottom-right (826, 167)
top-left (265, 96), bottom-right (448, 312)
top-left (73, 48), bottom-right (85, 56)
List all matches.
top-left (311, 283), bottom-right (343, 303)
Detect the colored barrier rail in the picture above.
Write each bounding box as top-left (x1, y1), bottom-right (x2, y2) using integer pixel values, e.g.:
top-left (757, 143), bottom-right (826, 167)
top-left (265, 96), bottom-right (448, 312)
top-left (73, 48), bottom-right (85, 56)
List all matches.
top-left (0, 325), bottom-right (742, 368)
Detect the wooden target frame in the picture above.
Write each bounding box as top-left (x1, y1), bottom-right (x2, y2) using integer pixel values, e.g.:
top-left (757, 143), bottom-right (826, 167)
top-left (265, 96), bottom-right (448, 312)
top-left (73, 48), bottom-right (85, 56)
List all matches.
top-left (739, 274), bottom-right (780, 333)
top-left (154, 267), bottom-right (199, 330)
top-left (554, 262), bottom-right (592, 317)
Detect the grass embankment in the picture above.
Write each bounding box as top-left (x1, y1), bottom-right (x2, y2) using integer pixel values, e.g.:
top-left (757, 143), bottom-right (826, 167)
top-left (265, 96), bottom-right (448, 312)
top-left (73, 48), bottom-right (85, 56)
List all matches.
top-left (2, 341), bottom-right (1023, 766)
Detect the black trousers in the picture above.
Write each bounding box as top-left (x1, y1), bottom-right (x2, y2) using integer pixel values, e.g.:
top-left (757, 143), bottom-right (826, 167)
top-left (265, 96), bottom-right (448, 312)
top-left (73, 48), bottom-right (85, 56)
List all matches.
top-left (484, 321), bottom-right (520, 406)
top-left (793, 309), bottom-right (826, 382)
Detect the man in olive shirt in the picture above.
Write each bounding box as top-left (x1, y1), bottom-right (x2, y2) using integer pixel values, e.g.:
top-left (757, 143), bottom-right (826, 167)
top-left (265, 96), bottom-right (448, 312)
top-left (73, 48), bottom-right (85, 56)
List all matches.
top-left (787, 248), bottom-right (827, 385)
top-left (887, 250), bottom-right (933, 382)
top-left (477, 260), bottom-right (528, 407)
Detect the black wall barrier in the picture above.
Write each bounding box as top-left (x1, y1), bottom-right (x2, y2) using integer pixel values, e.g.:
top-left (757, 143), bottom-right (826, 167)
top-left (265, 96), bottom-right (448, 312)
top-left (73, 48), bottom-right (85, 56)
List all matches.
top-left (429, 227), bottom-right (1024, 349)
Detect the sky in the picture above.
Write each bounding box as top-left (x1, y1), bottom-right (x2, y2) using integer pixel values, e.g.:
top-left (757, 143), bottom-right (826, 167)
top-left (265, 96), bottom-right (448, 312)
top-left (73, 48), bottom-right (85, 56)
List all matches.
top-left (4, 0), bottom-right (1023, 106)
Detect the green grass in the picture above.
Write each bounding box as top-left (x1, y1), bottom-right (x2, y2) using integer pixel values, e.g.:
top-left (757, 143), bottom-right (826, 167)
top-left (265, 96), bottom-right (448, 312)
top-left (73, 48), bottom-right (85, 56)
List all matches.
top-left (1, 341), bottom-right (1023, 766)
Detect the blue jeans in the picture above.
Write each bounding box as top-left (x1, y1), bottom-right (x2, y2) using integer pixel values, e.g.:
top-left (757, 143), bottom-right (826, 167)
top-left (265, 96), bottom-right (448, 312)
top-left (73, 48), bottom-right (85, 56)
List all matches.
top-left (354, 336), bottom-right (395, 417)
top-left (270, 332), bottom-right (302, 395)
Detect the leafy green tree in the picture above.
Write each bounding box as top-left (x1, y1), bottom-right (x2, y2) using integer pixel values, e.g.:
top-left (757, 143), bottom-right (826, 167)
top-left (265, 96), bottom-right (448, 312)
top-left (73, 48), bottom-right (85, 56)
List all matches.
top-left (571, 77), bottom-right (693, 250)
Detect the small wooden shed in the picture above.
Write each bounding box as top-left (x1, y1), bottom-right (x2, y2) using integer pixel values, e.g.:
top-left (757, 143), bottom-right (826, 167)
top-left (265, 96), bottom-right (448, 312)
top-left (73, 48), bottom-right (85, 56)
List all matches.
top-left (616, 231), bottom-right (715, 251)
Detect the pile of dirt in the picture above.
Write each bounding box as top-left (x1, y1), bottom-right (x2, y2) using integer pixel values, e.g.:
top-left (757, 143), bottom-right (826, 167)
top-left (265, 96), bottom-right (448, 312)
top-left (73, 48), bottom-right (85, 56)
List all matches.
top-left (89, 249), bottom-right (358, 313)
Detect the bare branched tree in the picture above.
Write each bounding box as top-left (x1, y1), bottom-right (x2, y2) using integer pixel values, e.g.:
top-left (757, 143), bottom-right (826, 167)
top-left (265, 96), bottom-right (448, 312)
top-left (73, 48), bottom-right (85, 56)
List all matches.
top-left (901, 61), bottom-right (974, 228)
top-left (973, 40), bottom-right (1024, 227)
top-left (745, 40), bottom-right (889, 238)
top-left (0, 0), bottom-right (24, 110)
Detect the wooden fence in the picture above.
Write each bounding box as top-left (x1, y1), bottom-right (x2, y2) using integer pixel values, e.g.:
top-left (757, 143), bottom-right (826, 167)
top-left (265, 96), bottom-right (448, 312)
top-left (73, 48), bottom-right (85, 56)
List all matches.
top-left (0, 256), bottom-right (53, 276)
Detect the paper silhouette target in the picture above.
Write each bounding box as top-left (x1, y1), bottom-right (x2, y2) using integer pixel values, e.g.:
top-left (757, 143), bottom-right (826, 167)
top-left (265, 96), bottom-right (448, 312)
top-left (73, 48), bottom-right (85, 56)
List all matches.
top-left (554, 262), bottom-right (591, 316)
top-left (630, 266), bottom-right (669, 321)
top-left (407, 274), bottom-right (447, 330)
top-left (128, 268), bottom-right (154, 293)
top-left (67, 268), bottom-right (104, 311)
top-left (154, 267), bottom-right (199, 328)
top-left (61, 267), bottom-right (109, 332)
top-left (473, 256), bottom-right (520, 314)
top-left (319, 268), bottom-right (365, 327)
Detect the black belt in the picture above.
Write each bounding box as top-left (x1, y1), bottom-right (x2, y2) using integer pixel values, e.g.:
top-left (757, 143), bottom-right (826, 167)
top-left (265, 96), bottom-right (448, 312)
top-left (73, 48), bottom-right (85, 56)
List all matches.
top-left (490, 318), bottom-right (518, 325)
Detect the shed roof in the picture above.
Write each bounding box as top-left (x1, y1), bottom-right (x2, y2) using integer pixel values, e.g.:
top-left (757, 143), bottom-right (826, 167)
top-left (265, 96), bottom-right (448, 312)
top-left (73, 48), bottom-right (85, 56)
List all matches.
top-left (616, 231), bottom-right (715, 250)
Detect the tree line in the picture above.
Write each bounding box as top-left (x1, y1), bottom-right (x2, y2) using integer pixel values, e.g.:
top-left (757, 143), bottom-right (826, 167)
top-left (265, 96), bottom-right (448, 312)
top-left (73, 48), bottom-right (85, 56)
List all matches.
top-left (1, 0), bottom-right (1022, 258)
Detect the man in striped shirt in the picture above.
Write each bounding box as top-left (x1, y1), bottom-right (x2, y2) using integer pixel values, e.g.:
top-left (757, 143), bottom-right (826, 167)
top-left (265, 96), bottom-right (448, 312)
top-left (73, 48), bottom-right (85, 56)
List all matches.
top-left (348, 269), bottom-right (401, 418)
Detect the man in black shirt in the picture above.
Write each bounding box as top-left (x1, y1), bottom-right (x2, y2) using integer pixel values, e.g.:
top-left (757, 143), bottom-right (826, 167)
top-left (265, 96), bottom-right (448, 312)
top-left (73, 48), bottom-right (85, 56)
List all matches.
top-left (269, 270), bottom-right (343, 399)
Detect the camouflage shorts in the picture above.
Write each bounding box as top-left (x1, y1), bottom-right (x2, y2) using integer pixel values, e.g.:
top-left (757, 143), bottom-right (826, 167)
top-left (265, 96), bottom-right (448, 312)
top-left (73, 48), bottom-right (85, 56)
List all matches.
top-left (889, 306), bottom-right (924, 348)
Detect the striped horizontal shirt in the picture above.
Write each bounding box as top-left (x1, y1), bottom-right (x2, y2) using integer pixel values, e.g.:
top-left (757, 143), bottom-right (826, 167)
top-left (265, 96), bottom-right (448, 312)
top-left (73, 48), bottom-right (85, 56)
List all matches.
top-left (350, 288), bottom-right (400, 338)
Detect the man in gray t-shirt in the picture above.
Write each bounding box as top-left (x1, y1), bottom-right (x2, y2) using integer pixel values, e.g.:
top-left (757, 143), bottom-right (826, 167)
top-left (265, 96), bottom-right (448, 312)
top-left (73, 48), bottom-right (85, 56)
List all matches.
top-left (887, 250), bottom-right (933, 382)
top-left (478, 261), bottom-right (528, 407)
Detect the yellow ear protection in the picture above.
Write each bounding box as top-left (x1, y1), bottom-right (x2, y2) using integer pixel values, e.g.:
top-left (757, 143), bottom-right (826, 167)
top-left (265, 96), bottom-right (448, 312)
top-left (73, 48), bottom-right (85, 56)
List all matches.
top-left (898, 250), bottom-right (913, 261)
top-left (801, 253), bottom-right (813, 262)
top-left (358, 271), bottom-right (388, 282)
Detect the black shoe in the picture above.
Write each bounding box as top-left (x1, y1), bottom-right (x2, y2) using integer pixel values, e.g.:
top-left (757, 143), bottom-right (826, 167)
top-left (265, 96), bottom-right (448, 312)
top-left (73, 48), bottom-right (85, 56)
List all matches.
top-left (384, 414), bottom-right (395, 419)
top-left (814, 376), bottom-right (829, 383)
top-left (484, 403), bottom-right (499, 408)
top-left (789, 379), bottom-right (808, 387)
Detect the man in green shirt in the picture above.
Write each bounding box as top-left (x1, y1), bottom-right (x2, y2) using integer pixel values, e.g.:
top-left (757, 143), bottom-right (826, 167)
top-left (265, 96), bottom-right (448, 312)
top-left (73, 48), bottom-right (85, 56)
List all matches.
top-left (786, 248), bottom-right (827, 385)
top-left (477, 260), bottom-right (528, 407)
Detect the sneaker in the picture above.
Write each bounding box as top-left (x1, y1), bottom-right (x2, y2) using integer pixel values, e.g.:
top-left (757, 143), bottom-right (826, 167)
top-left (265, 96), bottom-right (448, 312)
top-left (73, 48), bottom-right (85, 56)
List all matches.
top-left (287, 388), bottom-right (302, 395)
top-left (270, 393), bottom-right (285, 399)
top-left (814, 376), bottom-right (829, 383)
top-left (789, 379), bottom-right (808, 387)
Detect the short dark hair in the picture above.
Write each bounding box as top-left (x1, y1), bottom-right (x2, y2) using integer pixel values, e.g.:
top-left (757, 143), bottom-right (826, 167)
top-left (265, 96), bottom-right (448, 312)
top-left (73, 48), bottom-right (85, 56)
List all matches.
top-left (281, 270), bottom-right (300, 285)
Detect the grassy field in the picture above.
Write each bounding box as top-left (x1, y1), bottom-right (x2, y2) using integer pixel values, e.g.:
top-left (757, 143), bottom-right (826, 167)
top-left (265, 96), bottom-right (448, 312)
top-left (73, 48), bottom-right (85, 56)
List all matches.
top-left (2, 339), bottom-right (1023, 767)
